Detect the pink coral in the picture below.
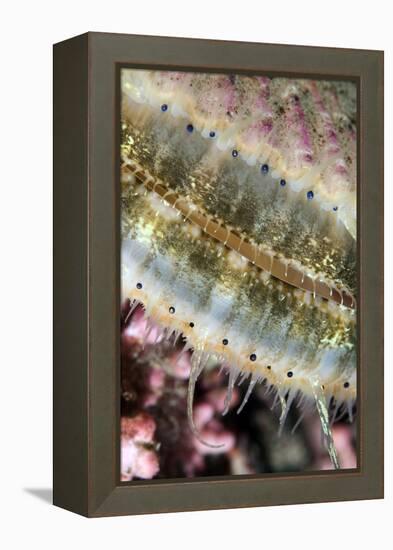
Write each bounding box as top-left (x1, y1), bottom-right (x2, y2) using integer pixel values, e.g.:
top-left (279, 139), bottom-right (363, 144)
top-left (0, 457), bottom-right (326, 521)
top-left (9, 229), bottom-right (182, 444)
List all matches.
top-left (121, 414), bottom-right (159, 481)
top-left (121, 303), bottom-right (242, 479)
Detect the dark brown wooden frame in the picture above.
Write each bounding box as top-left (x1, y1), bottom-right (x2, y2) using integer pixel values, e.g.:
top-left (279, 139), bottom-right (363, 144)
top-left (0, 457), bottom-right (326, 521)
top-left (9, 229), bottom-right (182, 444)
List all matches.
top-left (53, 32), bottom-right (384, 517)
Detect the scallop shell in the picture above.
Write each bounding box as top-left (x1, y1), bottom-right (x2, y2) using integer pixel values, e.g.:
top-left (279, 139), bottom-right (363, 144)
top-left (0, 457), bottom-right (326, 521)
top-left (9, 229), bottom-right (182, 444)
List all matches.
top-left (120, 69), bottom-right (357, 467)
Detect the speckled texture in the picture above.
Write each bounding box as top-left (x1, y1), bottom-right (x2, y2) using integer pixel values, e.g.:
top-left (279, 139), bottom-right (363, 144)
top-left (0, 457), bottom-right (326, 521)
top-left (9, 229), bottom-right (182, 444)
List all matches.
top-left (121, 182), bottom-right (356, 404)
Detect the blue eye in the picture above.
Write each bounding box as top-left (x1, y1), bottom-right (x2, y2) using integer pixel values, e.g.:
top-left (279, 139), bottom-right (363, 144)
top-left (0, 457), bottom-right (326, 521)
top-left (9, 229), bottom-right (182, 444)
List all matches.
top-left (186, 124), bottom-right (194, 133)
top-left (307, 191), bottom-right (314, 200)
top-left (280, 179), bottom-right (286, 187)
top-left (161, 104), bottom-right (168, 112)
top-left (209, 131), bottom-right (216, 138)
top-left (261, 164), bottom-right (269, 174)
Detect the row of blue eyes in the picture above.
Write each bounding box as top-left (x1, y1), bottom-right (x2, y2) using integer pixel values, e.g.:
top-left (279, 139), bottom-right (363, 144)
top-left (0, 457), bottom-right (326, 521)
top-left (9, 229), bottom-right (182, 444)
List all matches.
top-left (160, 104), bottom-right (338, 211)
top-left (132, 284), bottom-right (350, 387)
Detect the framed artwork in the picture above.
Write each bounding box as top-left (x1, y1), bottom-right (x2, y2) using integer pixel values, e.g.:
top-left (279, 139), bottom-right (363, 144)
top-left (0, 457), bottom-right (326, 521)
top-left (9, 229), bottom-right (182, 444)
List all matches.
top-left (53, 32), bottom-right (384, 517)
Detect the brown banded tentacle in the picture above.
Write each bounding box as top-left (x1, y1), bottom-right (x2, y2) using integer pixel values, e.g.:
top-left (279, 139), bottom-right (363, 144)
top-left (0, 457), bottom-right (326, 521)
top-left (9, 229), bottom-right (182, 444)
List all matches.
top-left (124, 161), bottom-right (355, 310)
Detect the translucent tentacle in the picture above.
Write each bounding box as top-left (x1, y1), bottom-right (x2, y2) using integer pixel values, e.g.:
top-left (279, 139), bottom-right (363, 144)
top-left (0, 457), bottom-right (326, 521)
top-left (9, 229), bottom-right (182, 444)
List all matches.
top-left (311, 379), bottom-right (340, 469)
top-left (270, 390), bottom-right (280, 411)
top-left (187, 351), bottom-right (224, 449)
top-left (347, 400), bottom-right (354, 423)
top-left (124, 298), bottom-right (140, 324)
top-left (222, 367), bottom-right (238, 416)
top-left (278, 390), bottom-right (296, 437)
top-left (291, 410), bottom-right (305, 434)
top-left (237, 372), bottom-right (259, 414)
top-left (333, 402), bottom-right (348, 424)
top-left (329, 399), bottom-right (340, 426)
